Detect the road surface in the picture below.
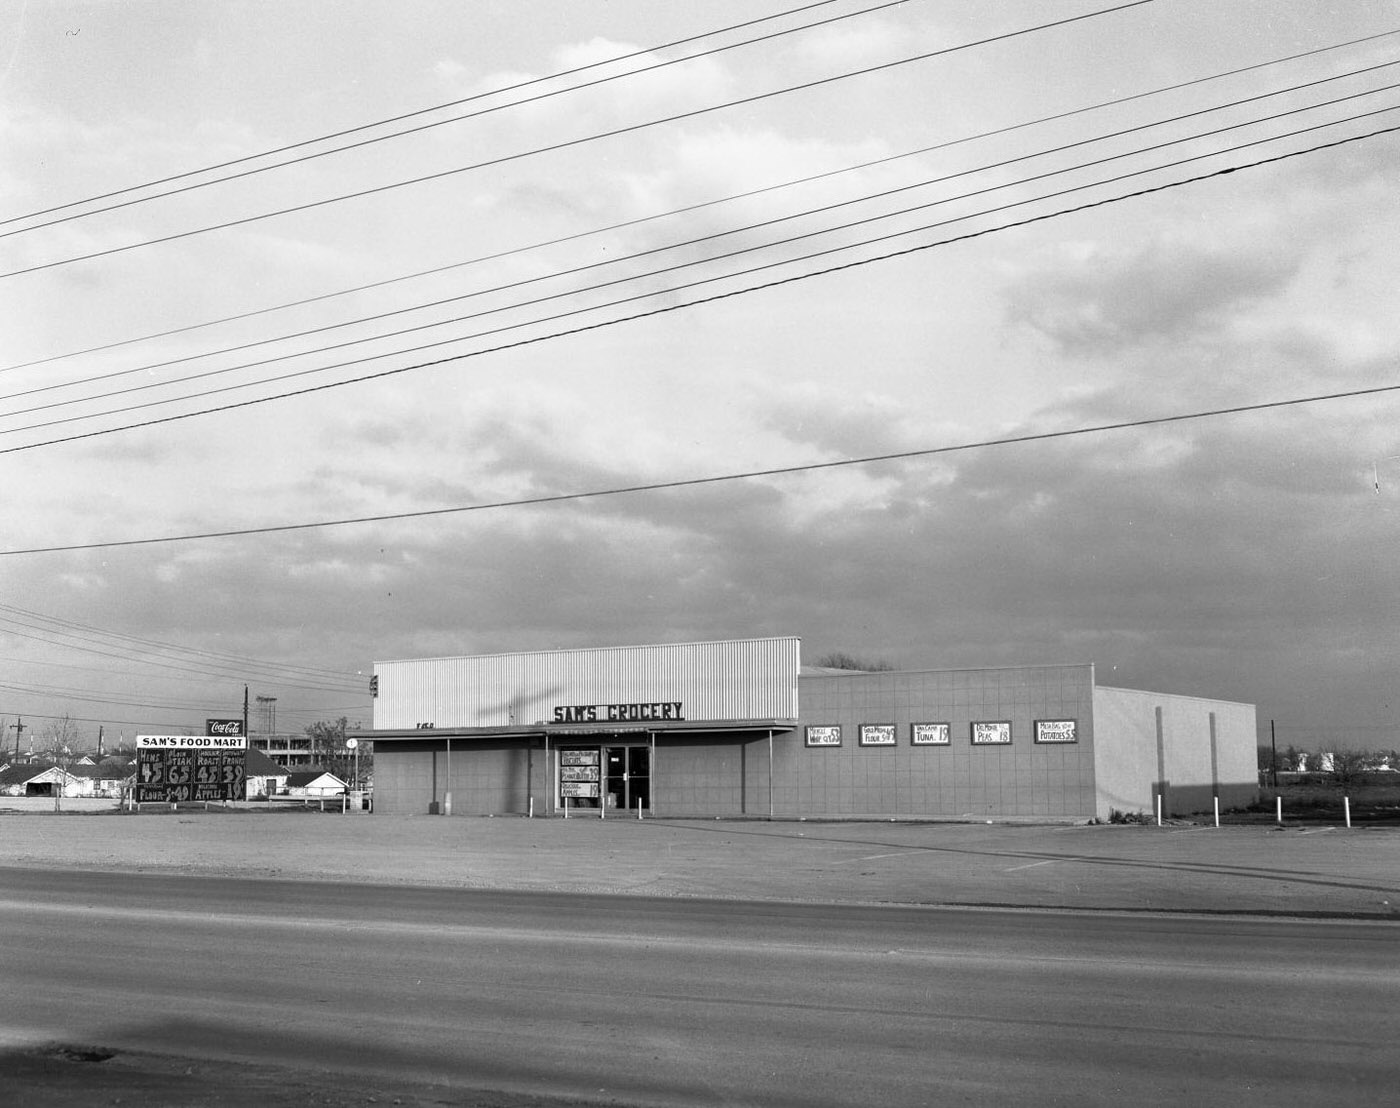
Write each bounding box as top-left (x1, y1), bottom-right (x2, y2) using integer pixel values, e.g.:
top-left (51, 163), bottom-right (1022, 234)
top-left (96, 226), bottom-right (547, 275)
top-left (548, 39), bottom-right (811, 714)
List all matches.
top-left (2, 867), bottom-right (1396, 1106)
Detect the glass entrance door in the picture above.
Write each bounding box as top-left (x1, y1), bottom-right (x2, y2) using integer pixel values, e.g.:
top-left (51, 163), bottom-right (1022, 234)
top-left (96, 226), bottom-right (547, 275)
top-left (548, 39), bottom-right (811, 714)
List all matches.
top-left (605, 746), bottom-right (650, 812)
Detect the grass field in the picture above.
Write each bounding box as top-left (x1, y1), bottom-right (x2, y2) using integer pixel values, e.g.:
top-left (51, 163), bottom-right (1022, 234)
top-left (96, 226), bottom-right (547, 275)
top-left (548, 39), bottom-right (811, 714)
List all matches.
top-left (1237, 780), bottom-right (1400, 823)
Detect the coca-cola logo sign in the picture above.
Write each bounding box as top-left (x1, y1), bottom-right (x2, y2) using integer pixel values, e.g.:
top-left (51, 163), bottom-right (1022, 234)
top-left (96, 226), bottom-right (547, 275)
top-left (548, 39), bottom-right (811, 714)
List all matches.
top-left (206, 718), bottom-right (245, 736)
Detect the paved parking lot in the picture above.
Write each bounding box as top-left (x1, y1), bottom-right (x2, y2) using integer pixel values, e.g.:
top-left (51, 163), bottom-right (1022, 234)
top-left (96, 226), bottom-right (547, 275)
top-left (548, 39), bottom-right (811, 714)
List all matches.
top-left (3, 804), bottom-right (1398, 918)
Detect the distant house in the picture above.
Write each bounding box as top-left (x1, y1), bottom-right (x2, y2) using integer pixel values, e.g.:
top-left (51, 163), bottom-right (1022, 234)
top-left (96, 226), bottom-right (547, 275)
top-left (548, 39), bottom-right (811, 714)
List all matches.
top-left (93, 758), bottom-right (135, 797)
top-left (57, 759), bottom-right (135, 798)
top-left (244, 748), bottom-right (290, 800)
top-left (0, 763), bottom-right (81, 797)
top-left (285, 770), bottom-right (347, 798)
top-left (63, 764), bottom-right (103, 797)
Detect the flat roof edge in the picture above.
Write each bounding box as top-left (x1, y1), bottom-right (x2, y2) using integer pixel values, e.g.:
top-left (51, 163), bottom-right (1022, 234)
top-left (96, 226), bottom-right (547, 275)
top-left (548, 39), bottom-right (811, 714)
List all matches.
top-left (373, 636), bottom-right (801, 668)
top-left (351, 719), bottom-right (796, 742)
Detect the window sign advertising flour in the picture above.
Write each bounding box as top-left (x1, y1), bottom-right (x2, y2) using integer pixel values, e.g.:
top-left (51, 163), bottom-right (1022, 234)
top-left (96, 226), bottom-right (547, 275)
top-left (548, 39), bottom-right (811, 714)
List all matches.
top-left (136, 735), bottom-right (247, 803)
top-left (858, 724), bottom-right (896, 746)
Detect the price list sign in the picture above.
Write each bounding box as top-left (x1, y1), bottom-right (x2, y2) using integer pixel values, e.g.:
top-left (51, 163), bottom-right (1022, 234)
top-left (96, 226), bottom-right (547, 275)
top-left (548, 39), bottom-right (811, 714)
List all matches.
top-left (559, 749), bottom-right (600, 799)
top-left (136, 735), bottom-right (247, 802)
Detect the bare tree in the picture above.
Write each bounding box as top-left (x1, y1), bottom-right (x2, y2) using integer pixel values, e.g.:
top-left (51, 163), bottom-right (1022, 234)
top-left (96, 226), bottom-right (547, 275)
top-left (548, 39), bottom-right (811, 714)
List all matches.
top-left (1327, 749), bottom-right (1369, 786)
top-left (38, 715), bottom-right (82, 810)
top-left (39, 715), bottom-right (82, 758)
top-left (304, 717), bottom-right (370, 783)
top-left (813, 652), bottom-right (898, 672)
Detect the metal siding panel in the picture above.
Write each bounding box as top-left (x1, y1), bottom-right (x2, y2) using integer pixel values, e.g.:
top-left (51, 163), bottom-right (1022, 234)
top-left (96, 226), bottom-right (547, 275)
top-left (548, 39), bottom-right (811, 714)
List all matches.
top-left (372, 638), bottom-right (798, 728)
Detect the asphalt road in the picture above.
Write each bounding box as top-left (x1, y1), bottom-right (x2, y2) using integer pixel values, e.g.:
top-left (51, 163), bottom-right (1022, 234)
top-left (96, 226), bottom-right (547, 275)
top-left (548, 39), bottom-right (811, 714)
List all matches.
top-left (2, 867), bottom-right (1396, 1107)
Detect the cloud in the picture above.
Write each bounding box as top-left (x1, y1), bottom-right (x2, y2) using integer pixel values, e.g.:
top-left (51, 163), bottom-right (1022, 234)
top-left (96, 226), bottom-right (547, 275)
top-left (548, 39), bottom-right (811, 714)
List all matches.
top-left (1003, 237), bottom-right (1299, 355)
top-left (791, 15), bottom-right (911, 69)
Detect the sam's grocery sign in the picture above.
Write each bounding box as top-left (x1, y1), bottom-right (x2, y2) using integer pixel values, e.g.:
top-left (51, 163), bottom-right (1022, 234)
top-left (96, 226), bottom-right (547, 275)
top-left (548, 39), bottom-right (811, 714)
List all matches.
top-left (552, 702), bottom-right (684, 724)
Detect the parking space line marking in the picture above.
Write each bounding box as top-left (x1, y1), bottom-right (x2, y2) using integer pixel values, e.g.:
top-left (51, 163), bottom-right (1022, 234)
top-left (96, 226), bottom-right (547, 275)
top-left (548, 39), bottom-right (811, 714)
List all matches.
top-left (1004, 859), bottom-right (1057, 873)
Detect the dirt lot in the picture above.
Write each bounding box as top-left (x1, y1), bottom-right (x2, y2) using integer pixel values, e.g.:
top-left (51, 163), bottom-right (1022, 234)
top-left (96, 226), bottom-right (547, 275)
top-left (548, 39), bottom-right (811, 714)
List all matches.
top-left (3, 801), bottom-right (1398, 918)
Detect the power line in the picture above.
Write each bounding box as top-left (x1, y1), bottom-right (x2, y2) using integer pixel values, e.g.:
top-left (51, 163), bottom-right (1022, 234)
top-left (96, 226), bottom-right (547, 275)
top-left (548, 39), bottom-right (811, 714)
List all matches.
top-left (0, 602), bottom-right (360, 682)
top-left (5, 106), bottom-right (1395, 445)
top-left (0, 604), bottom-right (363, 689)
top-left (0, 651), bottom-right (357, 695)
top-left (0, 706), bottom-right (361, 732)
top-left (0, 679), bottom-right (259, 714)
top-left (8, 61), bottom-right (1392, 421)
top-left (10, 24), bottom-right (1389, 379)
top-left (4, 378), bottom-right (1397, 557)
top-left (0, 1), bottom-right (1153, 281)
top-left (0, 0), bottom-right (913, 236)
top-left (0, 623), bottom-right (363, 693)
top-left (0, 0), bottom-right (873, 229)
top-left (0, 708), bottom-right (217, 732)
top-left (0, 624), bottom-right (364, 694)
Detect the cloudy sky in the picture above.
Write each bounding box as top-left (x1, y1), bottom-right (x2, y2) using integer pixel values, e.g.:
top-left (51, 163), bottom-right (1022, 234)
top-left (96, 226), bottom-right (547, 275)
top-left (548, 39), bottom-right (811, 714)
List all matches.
top-left (1, 0), bottom-right (1397, 752)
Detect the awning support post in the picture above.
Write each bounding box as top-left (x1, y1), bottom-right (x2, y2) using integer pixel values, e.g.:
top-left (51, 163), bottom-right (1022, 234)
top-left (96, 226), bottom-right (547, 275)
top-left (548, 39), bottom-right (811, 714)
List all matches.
top-left (768, 729), bottom-right (774, 820)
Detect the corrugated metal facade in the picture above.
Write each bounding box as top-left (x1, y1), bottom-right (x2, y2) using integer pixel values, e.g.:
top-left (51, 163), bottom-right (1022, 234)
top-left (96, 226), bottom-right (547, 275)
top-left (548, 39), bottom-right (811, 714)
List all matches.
top-left (372, 637), bottom-right (800, 730)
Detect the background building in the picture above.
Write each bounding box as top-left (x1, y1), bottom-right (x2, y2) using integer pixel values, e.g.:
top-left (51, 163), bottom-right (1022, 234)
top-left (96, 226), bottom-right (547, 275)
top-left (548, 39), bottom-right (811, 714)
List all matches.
top-left (352, 637), bottom-right (1257, 822)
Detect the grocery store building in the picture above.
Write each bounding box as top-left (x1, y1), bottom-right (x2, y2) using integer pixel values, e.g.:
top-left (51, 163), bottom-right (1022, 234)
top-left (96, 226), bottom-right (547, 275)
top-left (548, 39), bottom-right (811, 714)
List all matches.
top-left (352, 637), bottom-right (1257, 822)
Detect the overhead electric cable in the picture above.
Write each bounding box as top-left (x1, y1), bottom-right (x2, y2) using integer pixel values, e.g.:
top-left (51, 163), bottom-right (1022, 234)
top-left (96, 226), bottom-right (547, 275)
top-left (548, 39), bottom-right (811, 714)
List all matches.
top-left (0, 1), bottom-right (1153, 281)
top-left (0, 622), bottom-right (361, 691)
top-left (0, 0), bottom-right (916, 236)
top-left (0, 147), bottom-right (1396, 553)
top-left (4, 378), bottom-right (1397, 557)
top-left (0, 651), bottom-right (353, 690)
top-left (0, 680), bottom-right (277, 714)
top-left (0, 708), bottom-right (228, 730)
top-left (0, 602), bottom-right (359, 682)
top-left (8, 59), bottom-right (1392, 415)
top-left (3, 117), bottom-right (1396, 456)
top-left (0, 0), bottom-right (874, 229)
top-left (9, 23), bottom-right (1388, 378)
top-left (5, 104), bottom-right (1394, 442)
top-left (0, 604), bottom-right (362, 688)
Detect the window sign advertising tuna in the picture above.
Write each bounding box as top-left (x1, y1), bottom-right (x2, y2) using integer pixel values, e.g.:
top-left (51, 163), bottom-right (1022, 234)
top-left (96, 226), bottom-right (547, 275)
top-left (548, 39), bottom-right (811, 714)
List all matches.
top-left (859, 724), bottom-right (896, 746)
top-left (135, 735), bottom-right (247, 803)
top-left (911, 722), bottom-right (951, 745)
top-left (1035, 719), bottom-right (1079, 744)
top-left (971, 721), bottom-right (1012, 745)
top-left (805, 725), bottom-right (842, 747)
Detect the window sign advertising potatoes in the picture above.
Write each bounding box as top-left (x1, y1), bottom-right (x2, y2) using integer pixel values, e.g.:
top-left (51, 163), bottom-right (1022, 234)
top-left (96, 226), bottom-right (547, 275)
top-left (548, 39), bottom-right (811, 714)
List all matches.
top-left (1035, 719), bottom-right (1079, 744)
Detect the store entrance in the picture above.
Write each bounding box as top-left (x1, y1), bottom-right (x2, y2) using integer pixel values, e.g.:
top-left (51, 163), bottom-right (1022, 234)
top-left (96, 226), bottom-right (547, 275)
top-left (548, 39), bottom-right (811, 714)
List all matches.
top-left (605, 746), bottom-right (650, 813)
top-left (558, 744), bottom-right (650, 815)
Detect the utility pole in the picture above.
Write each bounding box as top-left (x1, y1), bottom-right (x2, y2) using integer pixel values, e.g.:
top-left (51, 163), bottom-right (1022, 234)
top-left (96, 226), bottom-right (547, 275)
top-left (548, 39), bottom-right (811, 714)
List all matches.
top-left (13, 717), bottom-right (24, 762)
